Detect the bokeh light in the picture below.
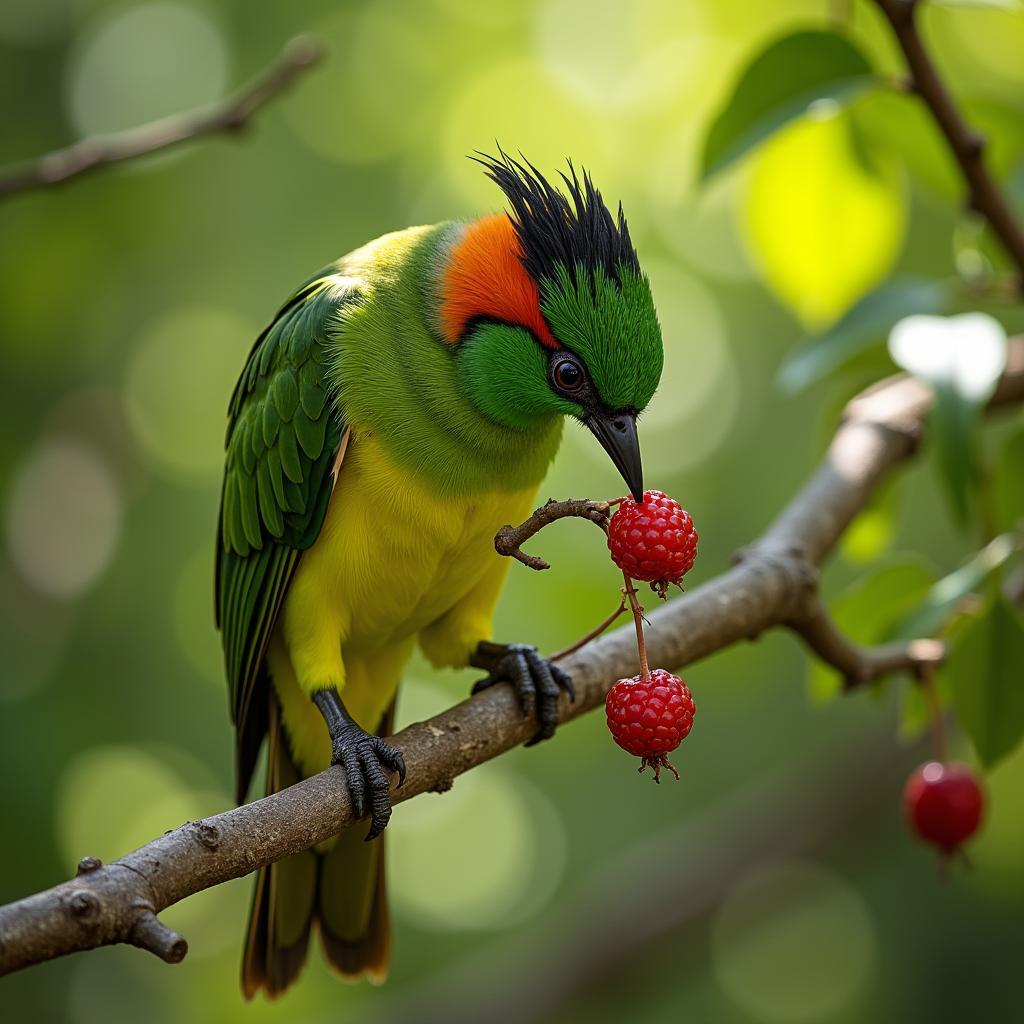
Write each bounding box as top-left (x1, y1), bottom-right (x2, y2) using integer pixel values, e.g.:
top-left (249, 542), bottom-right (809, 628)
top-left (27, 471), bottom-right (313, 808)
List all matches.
top-left (390, 682), bottom-right (566, 932)
top-left (4, 436), bottom-right (121, 599)
top-left (286, 5), bottom-right (440, 166)
top-left (56, 744), bottom-right (237, 948)
top-left (649, 155), bottom-right (755, 281)
top-left (929, 3), bottom-right (1024, 100)
top-left (433, 0), bottom-right (521, 27)
top-left (390, 764), bottom-right (566, 932)
top-left (441, 58), bottom-right (615, 206)
top-left (534, 0), bottom-right (711, 114)
top-left (711, 860), bottom-right (876, 1023)
top-left (123, 306), bottom-right (254, 479)
top-left (65, 3), bottom-right (228, 138)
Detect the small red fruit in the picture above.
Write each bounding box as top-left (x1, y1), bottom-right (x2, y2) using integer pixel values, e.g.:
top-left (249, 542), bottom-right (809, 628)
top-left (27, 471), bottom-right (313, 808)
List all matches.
top-left (904, 761), bottom-right (984, 854)
top-left (605, 669), bottom-right (695, 781)
top-left (607, 490), bottom-right (697, 596)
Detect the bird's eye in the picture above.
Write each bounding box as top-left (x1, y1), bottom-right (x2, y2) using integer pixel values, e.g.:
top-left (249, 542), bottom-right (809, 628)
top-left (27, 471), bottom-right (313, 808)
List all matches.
top-left (553, 359), bottom-right (583, 392)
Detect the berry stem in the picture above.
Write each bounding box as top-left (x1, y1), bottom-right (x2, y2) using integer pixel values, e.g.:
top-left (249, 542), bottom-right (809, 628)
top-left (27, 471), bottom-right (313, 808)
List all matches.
top-left (920, 663), bottom-right (949, 763)
top-left (639, 755), bottom-right (680, 783)
top-left (622, 571), bottom-right (651, 681)
top-left (550, 600), bottom-right (628, 662)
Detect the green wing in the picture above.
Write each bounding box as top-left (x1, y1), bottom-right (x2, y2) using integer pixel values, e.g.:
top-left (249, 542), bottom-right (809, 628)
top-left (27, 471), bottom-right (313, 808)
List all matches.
top-left (216, 271), bottom-right (356, 802)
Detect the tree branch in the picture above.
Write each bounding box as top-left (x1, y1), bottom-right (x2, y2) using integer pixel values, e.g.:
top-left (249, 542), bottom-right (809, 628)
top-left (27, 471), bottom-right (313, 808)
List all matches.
top-left (789, 598), bottom-right (945, 690)
top-left (0, 36), bottom-right (323, 198)
top-left (1, 339), bottom-right (1022, 976)
top-left (874, 0), bottom-right (1024, 289)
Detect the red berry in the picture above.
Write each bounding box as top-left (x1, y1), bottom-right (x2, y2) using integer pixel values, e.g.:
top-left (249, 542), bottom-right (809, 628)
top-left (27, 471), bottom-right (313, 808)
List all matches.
top-left (904, 762), bottom-right (984, 854)
top-left (605, 669), bottom-right (695, 781)
top-left (607, 490), bottom-right (697, 595)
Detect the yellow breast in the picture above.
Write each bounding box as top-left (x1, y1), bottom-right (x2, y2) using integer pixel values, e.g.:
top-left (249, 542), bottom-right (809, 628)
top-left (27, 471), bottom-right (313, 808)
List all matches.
top-left (270, 428), bottom-right (541, 772)
top-left (300, 430), bottom-right (532, 648)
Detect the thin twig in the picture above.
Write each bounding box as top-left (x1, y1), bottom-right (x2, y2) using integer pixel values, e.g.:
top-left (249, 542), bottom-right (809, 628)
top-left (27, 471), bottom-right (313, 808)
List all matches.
top-left (920, 662), bottom-right (949, 762)
top-left (0, 36), bottom-right (323, 198)
top-left (874, 0), bottom-right (1024, 290)
top-left (621, 573), bottom-right (651, 680)
top-left (493, 498), bottom-right (611, 570)
top-left (550, 600), bottom-right (627, 662)
top-left (1, 340), bottom-right (1022, 976)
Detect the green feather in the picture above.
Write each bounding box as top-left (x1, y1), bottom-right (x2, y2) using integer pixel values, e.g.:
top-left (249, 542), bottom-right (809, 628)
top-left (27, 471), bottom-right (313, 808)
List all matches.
top-left (265, 446), bottom-right (287, 509)
top-left (216, 274), bottom-right (352, 801)
top-left (283, 476), bottom-right (307, 516)
top-left (238, 422), bottom-right (256, 475)
top-left (299, 360), bottom-right (326, 420)
top-left (272, 369), bottom-right (300, 422)
top-left (249, 411), bottom-right (267, 459)
top-left (277, 426), bottom-right (304, 483)
top-left (238, 472), bottom-right (263, 551)
top-left (293, 407), bottom-right (327, 460)
top-left (262, 398), bottom-right (281, 448)
top-left (257, 460), bottom-right (284, 538)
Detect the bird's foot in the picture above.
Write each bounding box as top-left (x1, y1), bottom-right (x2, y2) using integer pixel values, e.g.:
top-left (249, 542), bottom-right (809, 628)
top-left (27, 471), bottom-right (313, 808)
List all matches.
top-left (470, 641), bottom-right (575, 746)
top-left (312, 690), bottom-right (406, 841)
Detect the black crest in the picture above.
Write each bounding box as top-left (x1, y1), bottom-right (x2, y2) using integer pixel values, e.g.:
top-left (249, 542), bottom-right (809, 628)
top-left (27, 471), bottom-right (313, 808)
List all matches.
top-left (474, 148), bottom-right (641, 288)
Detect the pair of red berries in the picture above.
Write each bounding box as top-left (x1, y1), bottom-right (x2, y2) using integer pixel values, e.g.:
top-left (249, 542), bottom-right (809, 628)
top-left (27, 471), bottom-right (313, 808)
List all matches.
top-left (603, 490), bottom-right (699, 779)
top-left (601, 492), bottom-right (989, 861)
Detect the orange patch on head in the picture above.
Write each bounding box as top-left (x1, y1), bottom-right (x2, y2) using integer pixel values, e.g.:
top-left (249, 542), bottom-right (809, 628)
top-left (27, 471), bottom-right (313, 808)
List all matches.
top-left (439, 214), bottom-right (558, 348)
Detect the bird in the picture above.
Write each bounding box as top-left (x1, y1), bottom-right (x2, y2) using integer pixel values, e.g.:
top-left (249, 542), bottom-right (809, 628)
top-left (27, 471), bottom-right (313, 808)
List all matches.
top-left (216, 149), bottom-right (665, 998)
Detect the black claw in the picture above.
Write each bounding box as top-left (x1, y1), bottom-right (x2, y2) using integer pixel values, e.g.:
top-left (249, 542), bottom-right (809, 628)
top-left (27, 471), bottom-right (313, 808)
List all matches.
top-left (373, 736), bottom-right (407, 788)
top-left (469, 641), bottom-right (574, 746)
top-left (313, 689), bottom-right (403, 840)
top-left (364, 761), bottom-right (394, 840)
top-left (550, 662), bottom-right (576, 702)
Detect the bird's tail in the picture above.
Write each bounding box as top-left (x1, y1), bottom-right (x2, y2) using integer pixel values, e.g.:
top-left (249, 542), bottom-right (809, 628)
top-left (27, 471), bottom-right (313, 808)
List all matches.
top-left (241, 695), bottom-right (391, 999)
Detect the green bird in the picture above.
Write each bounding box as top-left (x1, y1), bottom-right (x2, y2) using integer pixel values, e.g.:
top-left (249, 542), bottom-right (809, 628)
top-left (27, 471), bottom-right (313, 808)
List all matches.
top-left (217, 151), bottom-right (664, 997)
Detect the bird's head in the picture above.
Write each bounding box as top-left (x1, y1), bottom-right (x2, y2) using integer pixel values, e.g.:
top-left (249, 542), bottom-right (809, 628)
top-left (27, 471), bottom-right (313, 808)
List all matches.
top-left (437, 150), bottom-right (662, 501)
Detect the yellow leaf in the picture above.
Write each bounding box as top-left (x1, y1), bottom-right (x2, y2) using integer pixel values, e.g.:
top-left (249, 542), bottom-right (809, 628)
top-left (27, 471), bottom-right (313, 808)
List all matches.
top-left (742, 109), bottom-right (906, 329)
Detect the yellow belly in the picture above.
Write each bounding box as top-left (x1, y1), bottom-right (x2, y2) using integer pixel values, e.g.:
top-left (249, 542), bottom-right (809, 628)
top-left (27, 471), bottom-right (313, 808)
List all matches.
top-left (268, 428), bottom-right (540, 776)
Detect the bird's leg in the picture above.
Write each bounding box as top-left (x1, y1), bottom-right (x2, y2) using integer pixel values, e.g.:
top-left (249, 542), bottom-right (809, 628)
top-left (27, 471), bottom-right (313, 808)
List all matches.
top-left (311, 689), bottom-right (406, 841)
top-left (470, 641), bottom-right (575, 746)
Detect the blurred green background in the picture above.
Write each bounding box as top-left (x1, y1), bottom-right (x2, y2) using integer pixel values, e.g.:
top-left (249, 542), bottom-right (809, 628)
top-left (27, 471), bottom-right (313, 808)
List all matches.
top-left (2, 1), bottom-right (1023, 1021)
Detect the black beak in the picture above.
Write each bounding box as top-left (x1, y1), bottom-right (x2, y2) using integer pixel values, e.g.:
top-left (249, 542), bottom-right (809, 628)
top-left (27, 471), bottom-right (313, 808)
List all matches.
top-left (585, 412), bottom-right (644, 502)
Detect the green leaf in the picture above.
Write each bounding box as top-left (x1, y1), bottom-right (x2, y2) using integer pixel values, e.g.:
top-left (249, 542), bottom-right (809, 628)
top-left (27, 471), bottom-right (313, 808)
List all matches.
top-left (778, 277), bottom-right (951, 393)
top-left (948, 592), bottom-right (1024, 769)
top-left (889, 313), bottom-right (1008, 525)
top-left (809, 560), bottom-right (934, 701)
top-left (893, 533), bottom-right (1019, 640)
top-left (700, 30), bottom-right (876, 182)
top-left (932, 380), bottom-right (980, 523)
top-left (994, 424), bottom-right (1024, 534)
top-left (851, 90), bottom-right (962, 201)
top-left (840, 482), bottom-right (900, 566)
top-left (744, 109), bottom-right (906, 328)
